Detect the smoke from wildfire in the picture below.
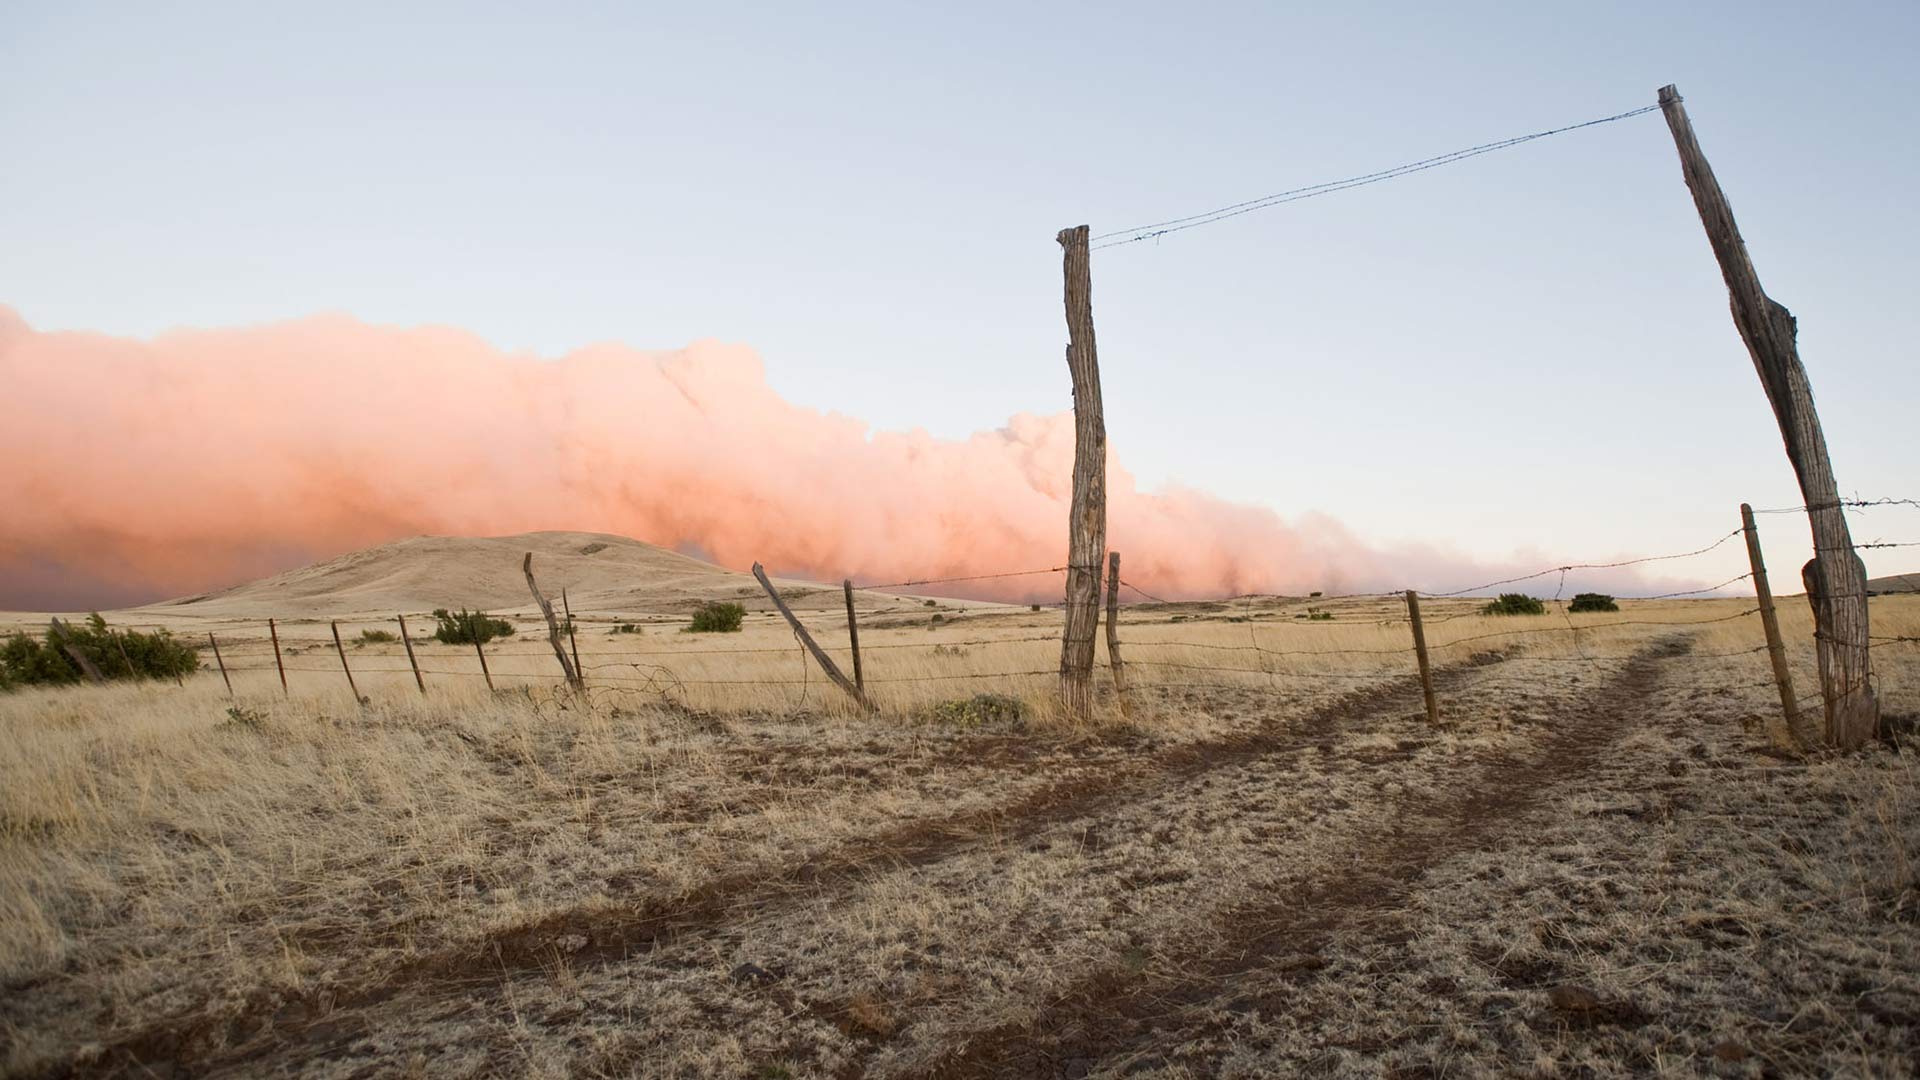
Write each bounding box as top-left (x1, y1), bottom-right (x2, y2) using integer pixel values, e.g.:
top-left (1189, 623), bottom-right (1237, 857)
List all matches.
top-left (0, 307), bottom-right (1695, 611)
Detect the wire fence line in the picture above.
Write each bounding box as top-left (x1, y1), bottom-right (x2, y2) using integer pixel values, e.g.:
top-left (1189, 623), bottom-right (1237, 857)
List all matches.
top-left (28, 498), bottom-right (1912, 720)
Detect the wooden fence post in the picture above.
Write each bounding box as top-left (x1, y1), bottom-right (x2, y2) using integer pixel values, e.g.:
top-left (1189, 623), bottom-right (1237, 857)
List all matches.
top-left (208, 633), bottom-right (233, 696)
top-left (562, 588), bottom-right (583, 681)
top-left (48, 618), bottom-right (104, 683)
top-left (474, 636), bottom-right (494, 692)
top-left (1742, 504), bottom-right (1804, 748)
top-left (398, 613), bottom-right (426, 695)
top-left (268, 618), bottom-right (288, 696)
top-left (753, 563), bottom-right (873, 711)
top-left (1056, 224), bottom-right (1108, 721)
top-left (1659, 85), bottom-right (1876, 748)
top-left (1405, 591), bottom-right (1441, 726)
top-left (843, 579), bottom-right (865, 693)
top-left (330, 621), bottom-right (363, 703)
top-left (522, 553), bottom-right (583, 690)
top-left (1104, 552), bottom-right (1129, 715)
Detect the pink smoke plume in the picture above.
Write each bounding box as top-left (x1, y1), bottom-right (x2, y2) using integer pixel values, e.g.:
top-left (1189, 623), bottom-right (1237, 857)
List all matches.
top-left (0, 307), bottom-right (1692, 611)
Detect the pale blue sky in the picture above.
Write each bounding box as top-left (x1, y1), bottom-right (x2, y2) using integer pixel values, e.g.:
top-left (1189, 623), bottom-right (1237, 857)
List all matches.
top-left (3, 1), bottom-right (1915, 585)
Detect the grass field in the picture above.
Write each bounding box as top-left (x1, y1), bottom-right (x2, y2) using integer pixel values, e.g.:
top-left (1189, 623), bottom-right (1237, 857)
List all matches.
top-left (3, 594), bottom-right (1917, 1077)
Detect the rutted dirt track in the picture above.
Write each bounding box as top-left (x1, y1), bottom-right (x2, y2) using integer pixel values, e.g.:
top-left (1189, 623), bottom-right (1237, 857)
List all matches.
top-left (919, 641), bottom-right (1684, 1079)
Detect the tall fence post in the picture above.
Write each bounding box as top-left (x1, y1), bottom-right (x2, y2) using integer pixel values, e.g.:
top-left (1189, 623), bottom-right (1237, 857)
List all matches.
top-left (1056, 224), bottom-right (1108, 721)
top-left (842, 579), bottom-right (865, 694)
top-left (268, 617), bottom-right (288, 696)
top-left (208, 632), bottom-right (233, 696)
top-left (398, 613), bottom-right (426, 695)
top-left (522, 553), bottom-right (583, 690)
top-left (753, 563), bottom-right (873, 712)
top-left (1659, 84), bottom-right (1876, 748)
top-left (1742, 504), bottom-right (1803, 748)
top-left (1405, 590), bottom-right (1441, 726)
top-left (330, 620), bottom-right (363, 703)
top-left (1104, 551), bottom-right (1129, 715)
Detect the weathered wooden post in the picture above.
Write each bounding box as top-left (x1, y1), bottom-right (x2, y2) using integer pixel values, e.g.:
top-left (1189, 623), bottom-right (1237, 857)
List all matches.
top-left (48, 618), bottom-right (104, 683)
top-left (1104, 552), bottom-right (1129, 715)
top-left (1658, 85), bottom-right (1876, 748)
top-left (1405, 591), bottom-right (1441, 726)
top-left (330, 620), bottom-right (363, 703)
top-left (1057, 224), bottom-right (1108, 721)
top-left (842, 579), bottom-right (865, 694)
top-left (753, 563), bottom-right (873, 711)
top-left (208, 632), bottom-right (233, 696)
top-left (522, 553), bottom-right (583, 690)
top-left (1741, 504), bottom-right (1803, 748)
top-left (110, 629), bottom-right (137, 680)
top-left (398, 614), bottom-right (426, 695)
top-left (268, 617), bottom-right (288, 695)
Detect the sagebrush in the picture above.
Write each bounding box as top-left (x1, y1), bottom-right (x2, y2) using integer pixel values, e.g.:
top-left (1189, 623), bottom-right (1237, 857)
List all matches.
top-left (431, 608), bottom-right (516, 645)
top-left (0, 614), bottom-right (198, 689)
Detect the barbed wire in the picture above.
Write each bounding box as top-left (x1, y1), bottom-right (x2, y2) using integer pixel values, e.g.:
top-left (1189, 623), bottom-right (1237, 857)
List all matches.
top-left (1091, 103), bottom-right (1661, 250)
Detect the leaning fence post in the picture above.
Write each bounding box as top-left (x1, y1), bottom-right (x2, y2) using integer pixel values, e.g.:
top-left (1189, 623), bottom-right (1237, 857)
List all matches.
top-left (842, 579), bottom-right (865, 693)
top-left (110, 629), bottom-right (138, 680)
top-left (1104, 552), bottom-right (1130, 714)
top-left (268, 618), bottom-right (289, 695)
top-left (208, 633), bottom-right (233, 696)
top-left (1405, 590), bottom-right (1441, 726)
top-left (398, 613), bottom-right (426, 695)
top-left (1742, 504), bottom-right (1804, 749)
top-left (330, 620), bottom-right (363, 703)
top-left (522, 553), bottom-right (583, 690)
top-left (48, 618), bottom-right (104, 683)
top-left (473, 635), bottom-right (495, 692)
top-left (753, 563), bottom-right (873, 711)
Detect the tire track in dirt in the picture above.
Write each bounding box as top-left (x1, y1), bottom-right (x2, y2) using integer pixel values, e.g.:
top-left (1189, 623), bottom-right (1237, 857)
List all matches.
top-left (69, 661), bottom-right (1505, 1078)
top-left (910, 639), bottom-right (1688, 1080)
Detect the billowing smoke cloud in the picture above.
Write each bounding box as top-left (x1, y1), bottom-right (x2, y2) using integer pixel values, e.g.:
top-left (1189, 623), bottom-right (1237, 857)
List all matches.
top-left (0, 307), bottom-right (1694, 610)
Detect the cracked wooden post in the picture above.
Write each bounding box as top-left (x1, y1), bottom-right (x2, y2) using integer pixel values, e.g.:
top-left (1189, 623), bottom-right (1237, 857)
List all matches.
top-left (330, 620), bottom-right (363, 704)
top-left (1660, 84), bottom-right (1876, 748)
top-left (1057, 224), bottom-right (1107, 722)
top-left (398, 613), bottom-right (426, 695)
top-left (208, 632), bottom-right (233, 696)
top-left (522, 553), bottom-right (583, 690)
top-left (1104, 551), bottom-right (1129, 716)
top-left (1405, 591), bottom-right (1440, 726)
top-left (268, 618), bottom-right (288, 696)
top-left (48, 618), bottom-right (103, 683)
top-left (1741, 504), bottom-right (1803, 749)
top-left (843, 579), bottom-right (864, 694)
top-left (753, 563), bottom-right (873, 712)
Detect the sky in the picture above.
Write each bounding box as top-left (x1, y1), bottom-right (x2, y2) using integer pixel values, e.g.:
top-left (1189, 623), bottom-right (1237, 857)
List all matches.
top-left (2, 0), bottom-right (1916, 607)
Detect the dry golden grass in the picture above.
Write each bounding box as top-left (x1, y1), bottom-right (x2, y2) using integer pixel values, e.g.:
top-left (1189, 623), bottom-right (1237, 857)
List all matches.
top-left (2, 593), bottom-right (1916, 1077)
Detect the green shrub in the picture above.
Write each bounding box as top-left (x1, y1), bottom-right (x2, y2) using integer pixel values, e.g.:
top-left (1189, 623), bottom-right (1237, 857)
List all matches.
top-left (1481, 593), bottom-right (1546, 616)
top-left (1568, 592), bottom-right (1619, 613)
top-left (925, 693), bottom-right (1025, 729)
top-left (1308, 611), bottom-right (1334, 621)
top-left (688, 602), bottom-right (745, 633)
top-left (356, 628), bottom-right (398, 646)
top-left (431, 608), bottom-right (516, 645)
top-left (0, 613), bottom-right (198, 688)
top-left (611, 622), bottom-right (643, 635)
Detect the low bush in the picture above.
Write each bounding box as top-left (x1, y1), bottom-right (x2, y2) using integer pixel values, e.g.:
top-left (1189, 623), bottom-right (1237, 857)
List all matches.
top-left (356, 629), bottom-right (398, 646)
top-left (611, 622), bottom-right (643, 635)
top-left (688, 602), bottom-right (745, 633)
top-left (431, 608), bottom-right (516, 645)
top-left (1569, 592), bottom-right (1619, 613)
top-left (0, 614), bottom-right (199, 688)
top-left (1481, 593), bottom-right (1546, 616)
